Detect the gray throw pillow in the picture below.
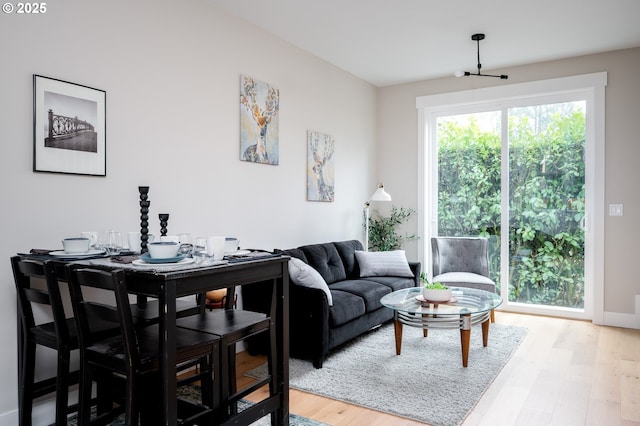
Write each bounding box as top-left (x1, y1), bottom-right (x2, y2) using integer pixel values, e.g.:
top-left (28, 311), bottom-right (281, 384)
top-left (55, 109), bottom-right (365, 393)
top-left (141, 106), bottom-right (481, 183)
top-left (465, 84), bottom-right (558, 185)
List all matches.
top-left (288, 257), bottom-right (333, 305)
top-left (355, 250), bottom-right (414, 278)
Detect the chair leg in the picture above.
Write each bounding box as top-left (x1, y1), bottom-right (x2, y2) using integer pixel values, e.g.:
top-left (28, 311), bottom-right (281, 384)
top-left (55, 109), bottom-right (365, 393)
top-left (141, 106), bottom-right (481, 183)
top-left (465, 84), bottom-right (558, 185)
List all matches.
top-left (19, 340), bottom-right (36, 426)
top-left (54, 348), bottom-right (71, 425)
top-left (78, 362), bottom-right (94, 426)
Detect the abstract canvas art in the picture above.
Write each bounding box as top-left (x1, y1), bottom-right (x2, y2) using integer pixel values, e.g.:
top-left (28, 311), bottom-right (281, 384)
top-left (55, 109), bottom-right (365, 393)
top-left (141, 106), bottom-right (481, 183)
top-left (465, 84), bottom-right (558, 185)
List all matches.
top-left (239, 75), bottom-right (280, 165)
top-left (307, 130), bottom-right (335, 202)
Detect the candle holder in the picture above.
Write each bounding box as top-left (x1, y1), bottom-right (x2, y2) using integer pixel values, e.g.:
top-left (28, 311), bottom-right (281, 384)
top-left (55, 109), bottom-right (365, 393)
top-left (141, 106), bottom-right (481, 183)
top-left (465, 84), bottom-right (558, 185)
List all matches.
top-left (138, 186), bottom-right (150, 253)
top-left (159, 213), bottom-right (169, 237)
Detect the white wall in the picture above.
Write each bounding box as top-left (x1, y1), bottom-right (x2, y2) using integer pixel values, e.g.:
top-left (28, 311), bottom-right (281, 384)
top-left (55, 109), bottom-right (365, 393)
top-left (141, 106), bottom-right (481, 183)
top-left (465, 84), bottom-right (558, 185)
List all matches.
top-left (0, 0), bottom-right (377, 423)
top-left (377, 48), bottom-right (640, 328)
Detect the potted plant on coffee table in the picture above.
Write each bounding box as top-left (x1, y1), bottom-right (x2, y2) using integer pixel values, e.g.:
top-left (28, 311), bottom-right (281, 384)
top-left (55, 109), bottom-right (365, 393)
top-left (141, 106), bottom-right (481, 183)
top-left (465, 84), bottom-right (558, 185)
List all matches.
top-left (420, 272), bottom-right (452, 302)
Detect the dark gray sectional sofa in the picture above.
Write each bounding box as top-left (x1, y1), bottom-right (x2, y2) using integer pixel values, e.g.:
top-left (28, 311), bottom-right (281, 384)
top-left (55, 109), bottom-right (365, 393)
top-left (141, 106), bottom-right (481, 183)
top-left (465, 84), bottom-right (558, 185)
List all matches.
top-left (242, 240), bottom-right (420, 368)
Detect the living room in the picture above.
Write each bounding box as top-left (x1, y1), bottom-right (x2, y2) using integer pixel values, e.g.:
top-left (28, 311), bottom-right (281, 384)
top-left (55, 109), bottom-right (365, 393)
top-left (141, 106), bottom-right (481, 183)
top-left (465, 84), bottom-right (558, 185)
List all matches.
top-left (1, 0), bottom-right (639, 424)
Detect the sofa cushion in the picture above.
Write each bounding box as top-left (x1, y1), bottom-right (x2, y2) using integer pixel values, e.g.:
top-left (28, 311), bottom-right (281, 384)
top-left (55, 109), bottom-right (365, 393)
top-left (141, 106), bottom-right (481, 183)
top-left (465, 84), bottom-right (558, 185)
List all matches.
top-left (361, 276), bottom-right (416, 292)
top-left (328, 289), bottom-right (366, 327)
top-left (333, 240), bottom-right (363, 279)
top-left (288, 257), bottom-right (333, 305)
top-left (355, 250), bottom-right (414, 278)
top-left (300, 243), bottom-right (347, 284)
top-left (279, 247), bottom-right (308, 263)
top-left (330, 279), bottom-right (392, 313)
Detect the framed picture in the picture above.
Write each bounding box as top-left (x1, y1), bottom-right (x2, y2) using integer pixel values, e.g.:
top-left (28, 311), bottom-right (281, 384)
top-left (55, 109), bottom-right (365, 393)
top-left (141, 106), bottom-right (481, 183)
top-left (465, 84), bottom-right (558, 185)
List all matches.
top-left (239, 75), bottom-right (280, 165)
top-left (307, 130), bottom-right (335, 202)
top-left (33, 75), bottom-right (106, 176)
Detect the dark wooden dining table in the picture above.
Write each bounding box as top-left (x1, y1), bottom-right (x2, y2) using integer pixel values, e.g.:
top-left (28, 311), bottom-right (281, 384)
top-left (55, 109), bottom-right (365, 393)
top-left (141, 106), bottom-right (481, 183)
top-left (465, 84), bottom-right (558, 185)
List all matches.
top-left (18, 252), bottom-right (290, 426)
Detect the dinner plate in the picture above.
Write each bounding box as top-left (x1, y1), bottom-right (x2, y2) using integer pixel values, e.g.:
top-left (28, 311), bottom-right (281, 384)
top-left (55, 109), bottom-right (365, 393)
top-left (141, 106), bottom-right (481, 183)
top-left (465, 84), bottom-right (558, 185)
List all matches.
top-left (50, 249), bottom-right (106, 258)
top-left (226, 249), bottom-right (252, 256)
top-left (139, 253), bottom-right (186, 264)
top-left (132, 257), bottom-right (195, 267)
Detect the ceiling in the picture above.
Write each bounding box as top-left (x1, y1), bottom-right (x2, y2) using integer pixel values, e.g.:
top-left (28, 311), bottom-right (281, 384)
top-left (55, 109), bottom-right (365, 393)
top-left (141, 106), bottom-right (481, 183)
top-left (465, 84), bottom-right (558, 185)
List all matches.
top-left (206, 0), bottom-right (640, 87)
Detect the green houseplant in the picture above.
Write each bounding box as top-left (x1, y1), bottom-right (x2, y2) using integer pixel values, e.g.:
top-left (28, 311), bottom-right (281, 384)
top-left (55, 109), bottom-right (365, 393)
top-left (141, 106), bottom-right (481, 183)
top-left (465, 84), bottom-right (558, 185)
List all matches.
top-left (367, 205), bottom-right (418, 252)
top-left (420, 272), bottom-right (451, 302)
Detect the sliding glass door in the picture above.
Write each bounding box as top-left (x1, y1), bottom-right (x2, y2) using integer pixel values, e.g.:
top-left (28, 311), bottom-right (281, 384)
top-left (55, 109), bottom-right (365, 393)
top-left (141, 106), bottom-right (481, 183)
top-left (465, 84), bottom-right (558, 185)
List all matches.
top-left (433, 100), bottom-right (588, 316)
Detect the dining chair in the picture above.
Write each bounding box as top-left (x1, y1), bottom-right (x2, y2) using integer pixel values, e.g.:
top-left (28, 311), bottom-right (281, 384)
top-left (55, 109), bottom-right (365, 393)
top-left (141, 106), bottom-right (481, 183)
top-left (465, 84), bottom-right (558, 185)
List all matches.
top-left (66, 265), bottom-right (221, 425)
top-left (176, 283), bottom-right (278, 419)
top-left (11, 256), bottom-right (121, 426)
top-left (431, 236), bottom-right (497, 321)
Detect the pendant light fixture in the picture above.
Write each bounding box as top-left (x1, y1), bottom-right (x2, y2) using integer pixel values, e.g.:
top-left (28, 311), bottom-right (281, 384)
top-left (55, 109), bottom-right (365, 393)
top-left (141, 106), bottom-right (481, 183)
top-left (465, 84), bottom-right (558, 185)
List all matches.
top-left (455, 33), bottom-right (508, 79)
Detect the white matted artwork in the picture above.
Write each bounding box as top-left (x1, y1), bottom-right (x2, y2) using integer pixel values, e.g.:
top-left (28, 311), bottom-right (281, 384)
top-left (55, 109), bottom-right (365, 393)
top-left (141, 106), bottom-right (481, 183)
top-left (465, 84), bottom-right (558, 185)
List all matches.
top-left (239, 75), bottom-right (280, 165)
top-left (33, 75), bottom-right (106, 176)
top-left (307, 130), bottom-right (335, 202)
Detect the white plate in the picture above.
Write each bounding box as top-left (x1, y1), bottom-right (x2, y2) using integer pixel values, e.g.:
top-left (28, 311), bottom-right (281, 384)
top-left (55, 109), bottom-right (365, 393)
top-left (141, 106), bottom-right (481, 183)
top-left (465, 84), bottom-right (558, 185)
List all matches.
top-left (132, 257), bottom-right (196, 267)
top-left (50, 249), bottom-right (106, 258)
top-left (226, 249), bottom-right (252, 256)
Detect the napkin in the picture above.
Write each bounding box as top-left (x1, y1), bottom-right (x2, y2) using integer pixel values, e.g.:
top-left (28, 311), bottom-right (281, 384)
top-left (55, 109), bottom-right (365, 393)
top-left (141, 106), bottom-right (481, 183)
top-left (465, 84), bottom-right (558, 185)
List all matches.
top-left (30, 249), bottom-right (55, 255)
top-left (110, 254), bottom-right (139, 264)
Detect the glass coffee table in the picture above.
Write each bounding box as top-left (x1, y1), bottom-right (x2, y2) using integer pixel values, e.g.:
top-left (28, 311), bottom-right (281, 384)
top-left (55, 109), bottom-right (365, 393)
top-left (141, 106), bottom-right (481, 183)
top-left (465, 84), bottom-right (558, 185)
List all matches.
top-left (380, 287), bottom-right (503, 367)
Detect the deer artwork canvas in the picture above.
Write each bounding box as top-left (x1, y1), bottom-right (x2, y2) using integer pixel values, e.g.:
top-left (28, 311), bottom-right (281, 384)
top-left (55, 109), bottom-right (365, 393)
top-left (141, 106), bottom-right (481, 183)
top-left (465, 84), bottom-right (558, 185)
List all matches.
top-left (307, 130), bottom-right (335, 202)
top-left (239, 75), bottom-right (280, 165)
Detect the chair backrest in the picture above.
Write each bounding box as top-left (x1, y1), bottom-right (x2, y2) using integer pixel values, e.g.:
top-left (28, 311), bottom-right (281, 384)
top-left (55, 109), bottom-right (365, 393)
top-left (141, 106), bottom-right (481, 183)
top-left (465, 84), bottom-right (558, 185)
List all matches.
top-left (431, 237), bottom-right (490, 277)
top-left (11, 256), bottom-right (71, 346)
top-left (66, 265), bottom-right (141, 369)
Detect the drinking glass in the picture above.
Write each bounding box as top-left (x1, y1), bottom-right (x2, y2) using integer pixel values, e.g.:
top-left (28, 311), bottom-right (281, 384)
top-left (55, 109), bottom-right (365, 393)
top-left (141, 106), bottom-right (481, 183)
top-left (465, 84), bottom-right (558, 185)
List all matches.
top-left (100, 230), bottom-right (123, 255)
top-left (193, 237), bottom-right (207, 265)
top-left (178, 233), bottom-right (193, 256)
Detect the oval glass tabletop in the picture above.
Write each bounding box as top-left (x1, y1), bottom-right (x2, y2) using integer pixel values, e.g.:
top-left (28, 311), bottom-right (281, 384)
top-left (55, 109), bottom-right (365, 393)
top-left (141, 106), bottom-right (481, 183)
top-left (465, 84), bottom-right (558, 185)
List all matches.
top-left (380, 287), bottom-right (502, 316)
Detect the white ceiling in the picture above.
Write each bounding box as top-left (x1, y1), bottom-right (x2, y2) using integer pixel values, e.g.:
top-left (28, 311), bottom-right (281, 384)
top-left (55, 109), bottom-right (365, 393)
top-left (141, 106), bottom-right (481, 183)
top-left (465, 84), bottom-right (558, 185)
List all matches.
top-left (206, 0), bottom-right (640, 87)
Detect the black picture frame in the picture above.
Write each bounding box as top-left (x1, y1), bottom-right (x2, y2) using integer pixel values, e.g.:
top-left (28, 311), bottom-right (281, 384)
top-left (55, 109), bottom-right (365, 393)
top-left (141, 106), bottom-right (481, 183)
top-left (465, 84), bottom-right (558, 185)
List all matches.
top-left (33, 75), bottom-right (106, 176)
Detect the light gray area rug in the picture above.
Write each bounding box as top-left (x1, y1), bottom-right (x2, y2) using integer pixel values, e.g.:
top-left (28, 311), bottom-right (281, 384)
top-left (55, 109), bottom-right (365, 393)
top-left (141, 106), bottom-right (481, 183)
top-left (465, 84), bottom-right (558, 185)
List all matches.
top-left (248, 322), bottom-right (527, 426)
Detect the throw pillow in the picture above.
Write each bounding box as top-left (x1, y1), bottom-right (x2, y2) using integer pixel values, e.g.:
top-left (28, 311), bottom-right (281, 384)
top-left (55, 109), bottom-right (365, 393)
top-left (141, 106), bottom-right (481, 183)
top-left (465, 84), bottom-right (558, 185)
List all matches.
top-left (288, 257), bottom-right (333, 306)
top-left (355, 250), bottom-right (414, 278)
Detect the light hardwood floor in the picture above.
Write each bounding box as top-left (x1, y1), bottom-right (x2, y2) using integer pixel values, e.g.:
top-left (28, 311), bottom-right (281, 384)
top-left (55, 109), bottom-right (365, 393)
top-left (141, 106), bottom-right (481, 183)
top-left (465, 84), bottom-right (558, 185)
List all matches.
top-left (238, 311), bottom-right (640, 425)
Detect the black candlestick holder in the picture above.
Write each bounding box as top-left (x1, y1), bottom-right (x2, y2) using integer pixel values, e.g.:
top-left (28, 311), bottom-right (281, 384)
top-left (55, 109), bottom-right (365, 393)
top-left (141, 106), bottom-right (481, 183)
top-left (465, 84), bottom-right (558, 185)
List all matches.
top-left (139, 186), bottom-right (150, 253)
top-left (159, 214), bottom-right (169, 237)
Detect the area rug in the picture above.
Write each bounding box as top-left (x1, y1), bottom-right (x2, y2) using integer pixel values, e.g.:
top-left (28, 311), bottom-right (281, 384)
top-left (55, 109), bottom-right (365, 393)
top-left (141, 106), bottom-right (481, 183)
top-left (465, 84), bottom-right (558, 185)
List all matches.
top-left (247, 322), bottom-right (527, 426)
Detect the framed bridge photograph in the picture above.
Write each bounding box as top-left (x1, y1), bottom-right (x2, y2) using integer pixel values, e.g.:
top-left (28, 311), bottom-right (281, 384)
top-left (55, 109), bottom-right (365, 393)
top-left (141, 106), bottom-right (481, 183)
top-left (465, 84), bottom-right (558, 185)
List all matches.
top-left (33, 75), bottom-right (106, 176)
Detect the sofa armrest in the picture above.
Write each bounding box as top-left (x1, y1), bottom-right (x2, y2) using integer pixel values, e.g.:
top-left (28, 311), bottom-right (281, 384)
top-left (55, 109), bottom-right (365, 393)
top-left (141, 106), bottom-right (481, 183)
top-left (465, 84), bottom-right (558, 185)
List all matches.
top-left (409, 261), bottom-right (422, 287)
top-left (289, 284), bottom-right (330, 368)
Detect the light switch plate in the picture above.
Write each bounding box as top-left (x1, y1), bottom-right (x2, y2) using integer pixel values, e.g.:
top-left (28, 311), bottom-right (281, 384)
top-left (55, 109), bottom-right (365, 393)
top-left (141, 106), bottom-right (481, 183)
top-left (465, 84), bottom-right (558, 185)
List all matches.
top-left (609, 204), bottom-right (624, 216)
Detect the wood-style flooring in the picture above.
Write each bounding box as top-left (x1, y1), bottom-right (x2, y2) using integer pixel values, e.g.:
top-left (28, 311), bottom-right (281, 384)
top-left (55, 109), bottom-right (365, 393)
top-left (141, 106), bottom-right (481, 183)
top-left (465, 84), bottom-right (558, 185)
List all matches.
top-left (238, 311), bottom-right (640, 425)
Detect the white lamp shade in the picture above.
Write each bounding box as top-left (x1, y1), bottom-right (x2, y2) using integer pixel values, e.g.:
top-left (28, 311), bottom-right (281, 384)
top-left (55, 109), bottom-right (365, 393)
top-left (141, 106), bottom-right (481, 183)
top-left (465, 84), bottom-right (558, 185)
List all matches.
top-left (369, 184), bottom-right (391, 202)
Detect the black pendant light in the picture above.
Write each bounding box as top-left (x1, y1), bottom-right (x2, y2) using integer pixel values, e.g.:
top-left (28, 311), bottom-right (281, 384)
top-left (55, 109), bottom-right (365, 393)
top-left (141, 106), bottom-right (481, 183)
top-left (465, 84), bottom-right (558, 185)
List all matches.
top-left (455, 33), bottom-right (508, 79)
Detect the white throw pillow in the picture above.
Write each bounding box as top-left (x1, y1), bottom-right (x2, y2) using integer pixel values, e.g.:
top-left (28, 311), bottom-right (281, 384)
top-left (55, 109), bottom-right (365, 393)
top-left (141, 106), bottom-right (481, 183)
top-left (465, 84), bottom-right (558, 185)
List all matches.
top-left (355, 250), bottom-right (414, 278)
top-left (288, 257), bottom-right (333, 306)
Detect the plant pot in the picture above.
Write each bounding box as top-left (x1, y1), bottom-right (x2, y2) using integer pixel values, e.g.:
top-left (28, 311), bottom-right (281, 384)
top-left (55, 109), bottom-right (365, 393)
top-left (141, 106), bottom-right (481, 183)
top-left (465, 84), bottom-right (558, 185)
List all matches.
top-left (423, 288), bottom-right (452, 303)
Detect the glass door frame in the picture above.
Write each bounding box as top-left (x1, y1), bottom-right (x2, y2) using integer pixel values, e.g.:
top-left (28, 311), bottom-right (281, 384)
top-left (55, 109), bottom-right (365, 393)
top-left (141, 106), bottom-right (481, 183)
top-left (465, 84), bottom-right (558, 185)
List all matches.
top-left (416, 73), bottom-right (607, 322)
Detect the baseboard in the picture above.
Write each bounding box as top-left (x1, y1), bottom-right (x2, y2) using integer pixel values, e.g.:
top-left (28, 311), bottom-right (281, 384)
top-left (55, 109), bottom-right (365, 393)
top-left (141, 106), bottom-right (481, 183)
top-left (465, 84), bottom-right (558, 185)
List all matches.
top-left (603, 294), bottom-right (640, 329)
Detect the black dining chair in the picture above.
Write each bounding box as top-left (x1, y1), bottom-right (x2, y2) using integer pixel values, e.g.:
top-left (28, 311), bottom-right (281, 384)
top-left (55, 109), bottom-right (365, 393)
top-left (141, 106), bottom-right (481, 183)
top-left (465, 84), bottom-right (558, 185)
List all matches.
top-left (11, 256), bottom-right (121, 426)
top-left (66, 265), bottom-right (221, 425)
top-left (176, 283), bottom-right (278, 419)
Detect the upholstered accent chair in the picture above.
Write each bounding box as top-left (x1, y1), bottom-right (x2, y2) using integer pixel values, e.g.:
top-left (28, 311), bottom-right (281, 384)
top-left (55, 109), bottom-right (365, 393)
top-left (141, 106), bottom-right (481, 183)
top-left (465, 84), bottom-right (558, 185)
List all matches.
top-left (431, 237), bottom-right (497, 321)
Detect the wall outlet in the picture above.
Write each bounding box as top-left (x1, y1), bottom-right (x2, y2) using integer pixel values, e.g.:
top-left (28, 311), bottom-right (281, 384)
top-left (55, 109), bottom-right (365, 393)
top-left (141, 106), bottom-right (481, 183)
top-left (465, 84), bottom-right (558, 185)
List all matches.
top-left (609, 204), bottom-right (624, 216)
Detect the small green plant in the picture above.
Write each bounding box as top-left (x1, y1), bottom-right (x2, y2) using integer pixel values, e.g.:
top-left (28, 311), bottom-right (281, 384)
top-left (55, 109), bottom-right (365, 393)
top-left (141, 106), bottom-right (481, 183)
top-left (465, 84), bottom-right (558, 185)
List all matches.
top-left (420, 272), bottom-right (448, 289)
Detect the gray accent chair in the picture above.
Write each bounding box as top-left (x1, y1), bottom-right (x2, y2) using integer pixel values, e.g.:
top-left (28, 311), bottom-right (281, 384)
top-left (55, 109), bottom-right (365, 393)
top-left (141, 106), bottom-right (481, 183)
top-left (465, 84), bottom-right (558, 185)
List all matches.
top-left (431, 236), bottom-right (497, 321)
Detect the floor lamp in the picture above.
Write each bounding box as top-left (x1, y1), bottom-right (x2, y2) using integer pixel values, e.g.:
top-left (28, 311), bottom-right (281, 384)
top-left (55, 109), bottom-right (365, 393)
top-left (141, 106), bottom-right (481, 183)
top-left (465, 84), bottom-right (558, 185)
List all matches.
top-left (364, 183), bottom-right (392, 251)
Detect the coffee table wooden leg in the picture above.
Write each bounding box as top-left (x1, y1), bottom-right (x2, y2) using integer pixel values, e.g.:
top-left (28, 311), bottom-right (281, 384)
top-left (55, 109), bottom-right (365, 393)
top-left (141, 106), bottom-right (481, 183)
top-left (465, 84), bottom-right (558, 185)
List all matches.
top-left (482, 316), bottom-right (490, 347)
top-left (422, 314), bottom-right (428, 337)
top-left (393, 319), bottom-right (403, 355)
top-left (460, 314), bottom-right (471, 367)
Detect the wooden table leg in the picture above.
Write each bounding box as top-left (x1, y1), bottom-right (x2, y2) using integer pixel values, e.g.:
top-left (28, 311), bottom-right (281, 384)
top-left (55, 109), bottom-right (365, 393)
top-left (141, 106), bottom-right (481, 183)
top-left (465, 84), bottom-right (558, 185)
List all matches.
top-left (482, 316), bottom-right (490, 347)
top-left (460, 314), bottom-right (471, 367)
top-left (393, 319), bottom-right (403, 355)
top-left (422, 314), bottom-right (428, 337)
